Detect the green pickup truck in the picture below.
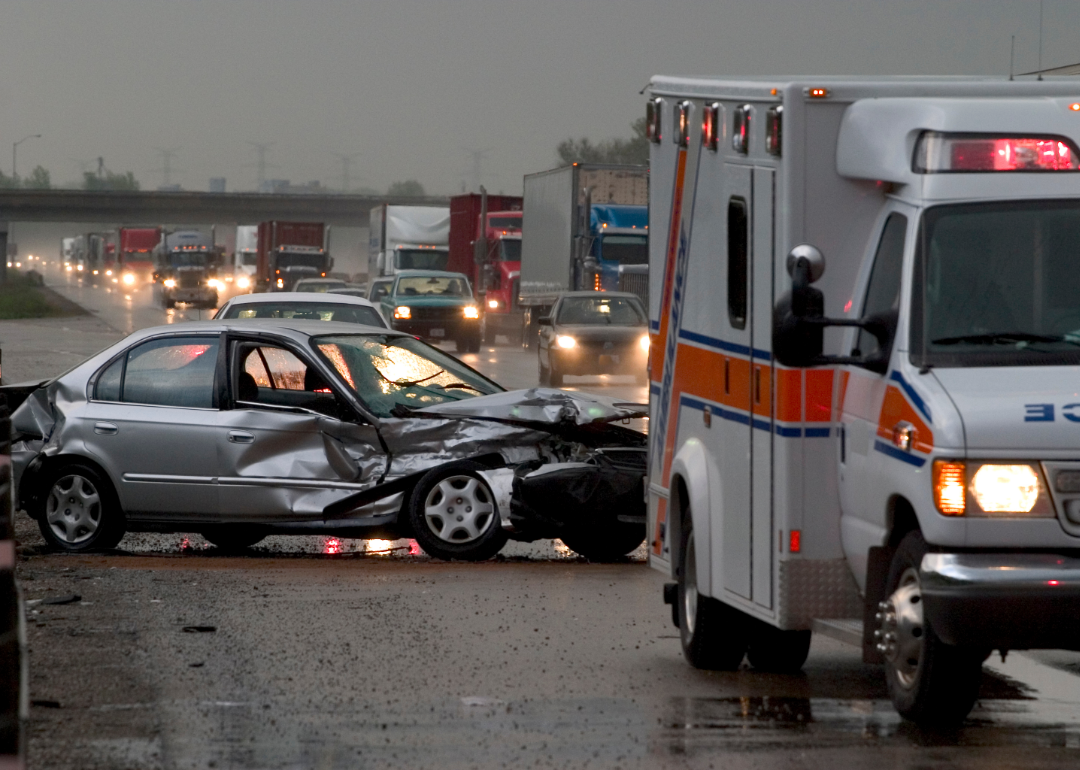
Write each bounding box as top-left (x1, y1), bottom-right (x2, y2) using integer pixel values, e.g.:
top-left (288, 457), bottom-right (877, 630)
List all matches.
top-left (380, 270), bottom-right (482, 353)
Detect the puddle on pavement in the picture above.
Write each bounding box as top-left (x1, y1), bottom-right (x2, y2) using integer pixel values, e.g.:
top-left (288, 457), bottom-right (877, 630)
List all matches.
top-left (116, 531), bottom-right (647, 562)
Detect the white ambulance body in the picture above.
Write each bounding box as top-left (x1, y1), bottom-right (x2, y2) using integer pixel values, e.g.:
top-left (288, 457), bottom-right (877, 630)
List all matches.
top-left (646, 76), bottom-right (1080, 725)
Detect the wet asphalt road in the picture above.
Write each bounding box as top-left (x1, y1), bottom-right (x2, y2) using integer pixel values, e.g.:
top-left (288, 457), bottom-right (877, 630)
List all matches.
top-left (8, 271), bottom-right (1080, 769)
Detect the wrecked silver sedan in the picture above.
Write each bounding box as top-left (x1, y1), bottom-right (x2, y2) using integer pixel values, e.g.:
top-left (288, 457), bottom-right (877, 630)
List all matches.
top-left (6, 320), bottom-right (647, 561)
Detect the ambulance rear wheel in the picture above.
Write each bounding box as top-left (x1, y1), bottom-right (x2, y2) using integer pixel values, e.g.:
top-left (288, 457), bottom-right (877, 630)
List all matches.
top-left (880, 531), bottom-right (984, 726)
top-left (678, 519), bottom-right (747, 670)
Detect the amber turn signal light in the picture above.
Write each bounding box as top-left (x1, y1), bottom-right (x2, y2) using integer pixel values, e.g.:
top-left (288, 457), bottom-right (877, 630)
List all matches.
top-left (933, 460), bottom-right (966, 516)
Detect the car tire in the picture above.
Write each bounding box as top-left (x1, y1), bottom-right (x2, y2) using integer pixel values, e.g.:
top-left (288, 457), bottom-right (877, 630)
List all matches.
top-left (679, 517), bottom-right (747, 670)
top-left (201, 526), bottom-right (266, 551)
top-left (482, 318), bottom-right (497, 345)
top-left (467, 334), bottom-right (481, 353)
top-left (559, 521), bottom-right (644, 562)
top-left (746, 626), bottom-right (812, 673)
top-left (407, 461), bottom-right (508, 561)
top-left (34, 462), bottom-right (125, 553)
top-left (879, 531), bottom-right (984, 726)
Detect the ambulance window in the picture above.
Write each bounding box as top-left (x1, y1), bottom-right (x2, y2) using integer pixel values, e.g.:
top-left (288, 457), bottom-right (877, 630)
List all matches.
top-left (727, 198), bottom-right (749, 330)
top-left (855, 213), bottom-right (907, 361)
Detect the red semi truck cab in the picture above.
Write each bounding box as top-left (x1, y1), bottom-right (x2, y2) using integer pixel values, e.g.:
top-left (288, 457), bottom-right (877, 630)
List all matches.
top-left (448, 193), bottom-right (523, 344)
top-left (118, 227), bottom-right (162, 286)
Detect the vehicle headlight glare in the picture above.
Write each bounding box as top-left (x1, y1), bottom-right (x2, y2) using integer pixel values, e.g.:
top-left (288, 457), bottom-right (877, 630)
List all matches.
top-left (122, 273), bottom-right (135, 285)
top-left (556, 335), bottom-right (576, 349)
top-left (971, 464), bottom-right (1040, 513)
top-left (208, 279), bottom-right (223, 291)
top-left (236, 275), bottom-right (251, 289)
top-left (639, 335), bottom-right (650, 352)
top-left (394, 306), bottom-right (411, 319)
top-left (488, 299), bottom-right (500, 310)
top-left (163, 278), bottom-right (177, 288)
top-left (463, 305), bottom-right (480, 319)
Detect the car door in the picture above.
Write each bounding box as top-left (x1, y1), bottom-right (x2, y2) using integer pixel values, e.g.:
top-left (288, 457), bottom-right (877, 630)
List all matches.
top-left (216, 336), bottom-right (385, 522)
top-left (81, 334), bottom-right (223, 519)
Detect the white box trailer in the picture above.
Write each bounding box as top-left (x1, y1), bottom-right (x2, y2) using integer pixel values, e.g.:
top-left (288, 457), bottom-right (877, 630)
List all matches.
top-left (646, 75), bottom-right (1080, 726)
top-left (368, 204), bottom-right (450, 279)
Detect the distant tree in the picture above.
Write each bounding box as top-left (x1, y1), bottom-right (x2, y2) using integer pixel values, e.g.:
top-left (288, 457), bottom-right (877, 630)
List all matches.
top-left (23, 166), bottom-right (51, 189)
top-left (387, 180), bottom-right (426, 197)
top-left (0, 171), bottom-right (17, 190)
top-left (83, 170), bottom-right (140, 191)
top-left (557, 117), bottom-right (649, 166)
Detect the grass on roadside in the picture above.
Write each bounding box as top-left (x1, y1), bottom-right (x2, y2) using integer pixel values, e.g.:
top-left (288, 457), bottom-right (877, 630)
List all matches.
top-left (0, 272), bottom-right (84, 320)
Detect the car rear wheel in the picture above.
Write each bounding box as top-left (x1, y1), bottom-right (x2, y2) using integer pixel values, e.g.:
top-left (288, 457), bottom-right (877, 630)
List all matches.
top-left (879, 531), bottom-right (984, 726)
top-left (558, 521), bottom-right (644, 562)
top-left (407, 461), bottom-right (508, 561)
top-left (35, 463), bottom-right (125, 552)
top-left (679, 517), bottom-right (747, 670)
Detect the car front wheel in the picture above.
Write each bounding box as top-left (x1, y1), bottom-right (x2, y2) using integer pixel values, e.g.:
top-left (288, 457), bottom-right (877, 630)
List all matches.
top-left (407, 461), bottom-right (508, 561)
top-left (35, 463), bottom-right (125, 552)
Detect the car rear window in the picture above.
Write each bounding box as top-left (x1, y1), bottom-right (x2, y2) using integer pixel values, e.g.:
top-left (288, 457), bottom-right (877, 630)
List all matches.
top-left (222, 302), bottom-right (386, 327)
top-left (556, 297), bottom-right (645, 325)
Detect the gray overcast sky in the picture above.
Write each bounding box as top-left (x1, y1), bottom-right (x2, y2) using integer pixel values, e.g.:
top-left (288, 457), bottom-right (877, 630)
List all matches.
top-left (1, 0), bottom-right (1077, 195)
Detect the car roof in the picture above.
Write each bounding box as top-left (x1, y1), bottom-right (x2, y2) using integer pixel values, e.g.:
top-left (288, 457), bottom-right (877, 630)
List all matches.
top-left (220, 292), bottom-right (378, 308)
top-left (393, 270), bottom-right (470, 280)
top-left (295, 278), bottom-right (346, 284)
top-left (123, 318), bottom-right (405, 343)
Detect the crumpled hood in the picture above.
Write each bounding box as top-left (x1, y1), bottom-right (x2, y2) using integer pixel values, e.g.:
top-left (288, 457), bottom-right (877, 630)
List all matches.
top-left (933, 366), bottom-right (1080, 451)
top-left (415, 388), bottom-right (647, 427)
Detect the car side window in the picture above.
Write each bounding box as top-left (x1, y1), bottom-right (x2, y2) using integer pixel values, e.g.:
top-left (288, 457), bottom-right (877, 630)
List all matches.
top-left (101, 337), bottom-right (220, 408)
top-left (235, 344), bottom-right (348, 420)
top-left (854, 213), bottom-right (907, 361)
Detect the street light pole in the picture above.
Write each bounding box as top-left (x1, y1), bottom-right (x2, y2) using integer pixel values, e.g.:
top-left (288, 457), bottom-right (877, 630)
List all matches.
top-left (12, 134), bottom-right (42, 180)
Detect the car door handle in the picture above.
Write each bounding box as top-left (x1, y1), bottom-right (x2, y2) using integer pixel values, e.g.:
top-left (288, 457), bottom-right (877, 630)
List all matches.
top-left (94, 422), bottom-right (118, 435)
top-left (228, 430), bottom-right (255, 444)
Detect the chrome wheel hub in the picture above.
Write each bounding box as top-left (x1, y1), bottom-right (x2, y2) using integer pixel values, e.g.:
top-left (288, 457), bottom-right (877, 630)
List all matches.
top-left (45, 474), bottom-right (102, 544)
top-left (875, 567), bottom-right (925, 689)
top-left (423, 475), bottom-right (495, 544)
top-left (684, 536), bottom-right (698, 635)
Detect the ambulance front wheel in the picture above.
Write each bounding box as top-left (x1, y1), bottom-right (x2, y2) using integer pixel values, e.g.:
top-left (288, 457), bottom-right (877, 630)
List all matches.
top-left (879, 531), bottom-right (984, 726)
top-left (678, 518), bottom-right (747, 670)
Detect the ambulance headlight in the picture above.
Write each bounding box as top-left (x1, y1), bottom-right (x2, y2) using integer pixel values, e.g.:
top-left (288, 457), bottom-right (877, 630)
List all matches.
top-left (556, 335), bottom-right (577, 349)
top-left (970, 464), bottom-right (1043, 514)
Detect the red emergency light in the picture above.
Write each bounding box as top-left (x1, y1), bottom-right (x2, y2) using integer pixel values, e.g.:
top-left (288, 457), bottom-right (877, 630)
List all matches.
top-left (914, 131), bottom-right (1080, 173)
top-left (702, 102), bottom-right (722, 151)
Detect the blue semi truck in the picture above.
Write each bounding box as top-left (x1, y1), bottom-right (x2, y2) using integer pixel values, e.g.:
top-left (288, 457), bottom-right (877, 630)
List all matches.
top-left (519, 163), bottom-right (649, 347)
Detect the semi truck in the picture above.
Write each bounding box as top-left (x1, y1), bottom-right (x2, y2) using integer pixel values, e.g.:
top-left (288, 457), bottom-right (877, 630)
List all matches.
top-left (154, 229), bottom-right (220, 308)
top-left (645, 75), bottom-right (1080, 727)
top-left (257, 221), bottom-right (332, 292)
top-left (519, 164), bottom-right (648, 347)
top-left (117, 227), bottom-right (161, 286)
top-left (448, 191), bottom-right (523, 344)
top-left (368, 205), bottom-right (450, 279)
top-left (233, 225), bottom-right (258, 290)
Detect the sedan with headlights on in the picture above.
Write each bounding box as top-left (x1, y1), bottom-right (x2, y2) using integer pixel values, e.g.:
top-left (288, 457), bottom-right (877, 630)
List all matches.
top-left (381, 270), bottom-right (482, 353)
top-left (3, 320), bottom-right (647, 562)
top-left (538, 292), bottom-right (650, 386)
top-left (215, 292), bottom-right (388, 327)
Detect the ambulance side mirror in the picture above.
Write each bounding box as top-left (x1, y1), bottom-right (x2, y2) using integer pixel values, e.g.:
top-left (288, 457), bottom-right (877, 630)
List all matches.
top-left (773, 246), bottom-right (827, 367)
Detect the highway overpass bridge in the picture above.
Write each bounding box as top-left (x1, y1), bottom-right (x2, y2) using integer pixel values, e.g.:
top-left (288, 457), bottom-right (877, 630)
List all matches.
top-left (0, 189), bottom-right (449, 227)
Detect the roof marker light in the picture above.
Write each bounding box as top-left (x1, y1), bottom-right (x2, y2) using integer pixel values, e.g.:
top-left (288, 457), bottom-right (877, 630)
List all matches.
top-left (1071, 103), bottom-right (1080, 111)
top-left (808, 87), bottom-right (829, 98)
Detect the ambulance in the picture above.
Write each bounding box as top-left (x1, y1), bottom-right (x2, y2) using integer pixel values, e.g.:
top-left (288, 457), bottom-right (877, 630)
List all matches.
top-left (645, 76), bottom-right (1080, 726)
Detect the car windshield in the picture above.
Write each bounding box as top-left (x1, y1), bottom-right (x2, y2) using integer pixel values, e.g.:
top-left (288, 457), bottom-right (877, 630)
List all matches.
top-left (369, 281), bottom-right (392, 301)
top-left (223, 302), bottom-right (385, 327)
top-left (395, 275), bottom-right (469, 298)
top-left (913, 200), bottom-right (1080, 367)
top-left (314, 334), bottom-right (502, 417)
top-left (169, 253), bottom-right (208, 267)
top-left (395, 249), bottom-right (449, 271)
top-left (240, 252), bottom-right (257, 266)
top-left (598, 235), bottom-right (648, 265)
top-left (557, 296), bottom-right (645, 325)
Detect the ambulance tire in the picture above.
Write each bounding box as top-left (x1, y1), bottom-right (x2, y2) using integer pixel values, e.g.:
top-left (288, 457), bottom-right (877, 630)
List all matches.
top-left (746, 626), bottom-right (812, 673)
top-left (882, 531), bottom-right (984, 727)
top-left (678, 520), bottom-right (747, 670)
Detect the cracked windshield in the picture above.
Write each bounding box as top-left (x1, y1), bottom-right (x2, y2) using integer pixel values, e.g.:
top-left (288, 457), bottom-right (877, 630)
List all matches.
top-left (316, 334), bottom-right (500, 415)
